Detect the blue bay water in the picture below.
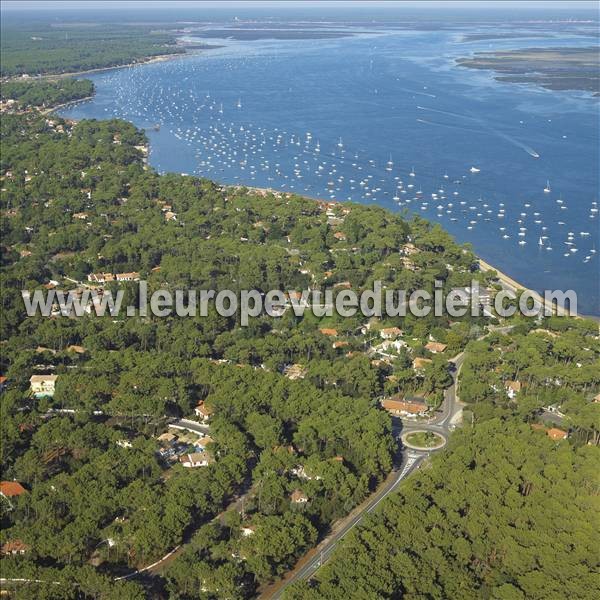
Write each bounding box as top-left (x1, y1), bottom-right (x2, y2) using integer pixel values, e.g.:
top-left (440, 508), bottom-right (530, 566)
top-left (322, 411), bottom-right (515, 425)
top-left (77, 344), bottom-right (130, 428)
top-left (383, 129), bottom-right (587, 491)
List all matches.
top-left (60, 27), bottom-right (600, 315)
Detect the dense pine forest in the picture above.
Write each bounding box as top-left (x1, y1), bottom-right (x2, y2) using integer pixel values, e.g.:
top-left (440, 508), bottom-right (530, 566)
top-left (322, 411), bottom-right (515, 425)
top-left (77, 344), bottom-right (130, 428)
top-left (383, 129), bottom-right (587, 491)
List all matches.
top-left (0, 19), bottom-right (183, 77)
top-left (286, 322), bottom-right (600, 599)
top-left (0, 80), bottom-right (598, 599)
top-left (1, 79), bottom-right (94, 110)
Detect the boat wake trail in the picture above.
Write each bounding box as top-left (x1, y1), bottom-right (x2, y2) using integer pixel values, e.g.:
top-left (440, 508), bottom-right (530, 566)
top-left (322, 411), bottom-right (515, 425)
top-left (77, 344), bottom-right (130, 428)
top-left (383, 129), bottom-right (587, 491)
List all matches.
top-left (416, 105), bottom-right (540, 158)
top-left (416, 105), bottom-right (480, 122)
top-left (416, 118), bottom-right (484, 135)
top-left (401, 89), bottom-right (437, 98)
top-left (490, 129), bottom-right (540, 158)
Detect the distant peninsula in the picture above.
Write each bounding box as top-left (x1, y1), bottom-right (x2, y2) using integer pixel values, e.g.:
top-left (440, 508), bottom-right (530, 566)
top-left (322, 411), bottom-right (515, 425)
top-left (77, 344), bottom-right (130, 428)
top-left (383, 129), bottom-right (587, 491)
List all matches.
top-left (457, 46), bottom-right (600, 96)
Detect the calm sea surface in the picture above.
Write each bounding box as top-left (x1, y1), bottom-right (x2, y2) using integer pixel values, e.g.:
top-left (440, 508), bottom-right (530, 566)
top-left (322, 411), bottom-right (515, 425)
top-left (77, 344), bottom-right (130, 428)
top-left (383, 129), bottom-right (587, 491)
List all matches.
top-left (60, 25), bottom-right (600, 315)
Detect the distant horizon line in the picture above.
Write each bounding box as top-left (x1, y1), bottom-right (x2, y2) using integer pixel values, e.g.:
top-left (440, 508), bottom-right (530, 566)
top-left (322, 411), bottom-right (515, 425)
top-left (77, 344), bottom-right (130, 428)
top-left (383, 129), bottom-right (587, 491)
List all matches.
top-left (2, 1), bottom-right (600, 13)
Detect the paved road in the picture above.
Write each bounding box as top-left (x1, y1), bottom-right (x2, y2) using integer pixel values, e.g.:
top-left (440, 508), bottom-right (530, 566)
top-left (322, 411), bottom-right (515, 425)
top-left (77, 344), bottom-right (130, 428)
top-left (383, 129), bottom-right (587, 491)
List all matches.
top-left (263, 343), bottom-right (480, 599)
top-left (266, 451), bottom-right (426, 598)
top-left (117, 480), bottom-right (254, 580)
top-left (5, 328), bottom-right (508, 594)
top-left (169, 418), bottom-right (211, 436)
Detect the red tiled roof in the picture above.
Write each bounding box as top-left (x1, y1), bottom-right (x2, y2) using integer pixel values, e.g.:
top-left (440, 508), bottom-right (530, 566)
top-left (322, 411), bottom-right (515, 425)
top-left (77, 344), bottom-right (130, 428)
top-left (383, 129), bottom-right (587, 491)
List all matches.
top-left (319, 328), bottom-right (338, 337)
top-left (547, 428), bottom-right (568, 441)
top-left (0, 481), bottom-right (27, 497)
top-left (1, 539), bottom-right (30, 554)
top-left (425, 341), bottom-right (447, 353)
top-left (382, 398), bottom-right (428, 414)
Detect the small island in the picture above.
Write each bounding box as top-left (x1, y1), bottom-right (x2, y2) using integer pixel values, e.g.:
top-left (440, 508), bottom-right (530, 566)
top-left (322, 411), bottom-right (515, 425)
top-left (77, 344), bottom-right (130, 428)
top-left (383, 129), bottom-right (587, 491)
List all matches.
top-left (457, 46), bottom-right (600, 95)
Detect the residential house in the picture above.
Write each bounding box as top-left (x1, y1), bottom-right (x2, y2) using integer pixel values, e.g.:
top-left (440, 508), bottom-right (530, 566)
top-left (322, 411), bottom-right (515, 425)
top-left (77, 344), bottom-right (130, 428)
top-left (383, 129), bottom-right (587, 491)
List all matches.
top-left (424, 341), bottom-right (447, 354)
top-left (400, 243), bottom-right (419, 256)
top-left (240, 525), bottom-right (256, 537)
top-left (283, 364), bottom-right (307, 380)
top-left (547, 428), bottom-right (568, 441)
top-left (376, 339), bottom-right (407, 354)
top-left (380, 327), bottom-right (403, 340)
top-left (29, 374), bottom-right (57, 397)
top-left (291, 465), bottom-right (322, 481)
top-left (194, 401), bottom-right (213, 423)
top-left (413, 357), bottom-right (432, 370)
top-left (1, 540), bottom-right (30, 555)
top-left (87, 272), bottom-right (115, 284)
top-left (0, 481), bottom-right (27, 499)
top-left (381, 396), bottom-right (429, 417)
top-left (157, 432), bottom-right (177, 445)
top-left (544, 404), bottom-right (565, 418)
top-left (333, 341), bottom-right (349, 349)
top-left (67, 345), bottom-right (86, 354)
top-left (180, 451), bottom-right (213, 468)
top-left (319, 328), bottom-right (338, 337)
top-left (505, 380), bottom-right (522, 400)
top-left (197, 436), bottom-right (214, 450)
top-left (115, 272), bottom-right (140, 282)
top-left (36, 346), bottom-right (56, 355)
top-left (291, 489), bottom-right (309, 504)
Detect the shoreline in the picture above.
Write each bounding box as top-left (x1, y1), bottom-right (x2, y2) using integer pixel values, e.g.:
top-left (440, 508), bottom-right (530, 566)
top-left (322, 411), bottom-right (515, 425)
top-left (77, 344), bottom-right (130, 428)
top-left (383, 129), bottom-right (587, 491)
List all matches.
top-left (229, 185), bottom-right (593, 320)
top-left (40, 63), bottom-right (595, 322)
top-left (4, 34), bottom-right (223, 83)
top-left (39, 51), bottom-right (188, 79)
top-left (476, 258), bottom-right (580, 318)
top-left (41, 95), bottom-right (94, 116)
top-left (4, 52), bottom-right (187, 83)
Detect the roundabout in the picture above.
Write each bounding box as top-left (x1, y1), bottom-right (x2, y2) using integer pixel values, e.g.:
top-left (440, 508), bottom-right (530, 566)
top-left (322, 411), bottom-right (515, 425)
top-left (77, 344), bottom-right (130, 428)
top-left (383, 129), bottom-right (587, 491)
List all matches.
top-left (401, 430), bottom-right (447, 451)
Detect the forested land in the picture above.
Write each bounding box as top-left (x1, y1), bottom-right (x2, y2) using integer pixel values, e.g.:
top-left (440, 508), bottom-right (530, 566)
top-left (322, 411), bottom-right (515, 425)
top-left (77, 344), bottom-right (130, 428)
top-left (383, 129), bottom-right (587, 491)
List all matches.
top-left (285, 318), bottom-right (600, 600)
top-left (1, 78), bottom-right (94, 109)
top-left (0, 20), bottom-right (183, 77)
top-left (0, 112), bottom-right (499, 597)
top-left (1, 108), bottom-right (598, 600)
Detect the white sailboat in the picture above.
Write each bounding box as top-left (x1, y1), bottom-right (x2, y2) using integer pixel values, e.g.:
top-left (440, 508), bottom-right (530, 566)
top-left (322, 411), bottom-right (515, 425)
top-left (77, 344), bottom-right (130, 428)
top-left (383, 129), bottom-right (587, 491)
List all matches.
top-left (543, 180), bottom-right (551, 193)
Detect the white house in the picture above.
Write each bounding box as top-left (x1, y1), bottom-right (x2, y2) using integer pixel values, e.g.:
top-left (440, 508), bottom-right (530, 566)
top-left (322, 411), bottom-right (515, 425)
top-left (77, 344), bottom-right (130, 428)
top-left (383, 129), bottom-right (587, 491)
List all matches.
top-left (180, 451), bottom-right (213, 468)
top-left (505, 380), bottom-right (522, 400)
top-left (29, 374), bottom-right (57, 397)
top-left (194, 401), bottom-right (213, 423)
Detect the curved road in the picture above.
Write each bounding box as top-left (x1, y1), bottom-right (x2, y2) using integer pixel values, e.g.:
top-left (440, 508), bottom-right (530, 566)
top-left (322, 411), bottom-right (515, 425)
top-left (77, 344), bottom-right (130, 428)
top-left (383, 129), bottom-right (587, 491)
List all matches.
top-left (262, 351), bottom-right (466, 599)
top-left (3, 335), bottom-right (505, 595)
